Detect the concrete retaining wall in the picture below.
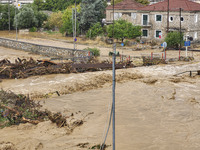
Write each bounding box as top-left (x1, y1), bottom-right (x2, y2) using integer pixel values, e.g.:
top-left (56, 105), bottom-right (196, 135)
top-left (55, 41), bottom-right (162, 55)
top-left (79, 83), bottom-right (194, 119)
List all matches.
top-left (0, 38), bottom-right (90, 59)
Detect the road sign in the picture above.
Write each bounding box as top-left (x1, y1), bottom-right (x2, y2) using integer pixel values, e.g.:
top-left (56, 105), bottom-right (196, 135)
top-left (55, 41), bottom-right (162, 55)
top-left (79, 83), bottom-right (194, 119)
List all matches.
top-left (121, 43), bottom-right (124, 47)
top-left (162, 42), bottom-right (167, 48)
top-left (184, 41), bottom-right (190, 47)
top-left (74, 38), bottom-right (77, 42)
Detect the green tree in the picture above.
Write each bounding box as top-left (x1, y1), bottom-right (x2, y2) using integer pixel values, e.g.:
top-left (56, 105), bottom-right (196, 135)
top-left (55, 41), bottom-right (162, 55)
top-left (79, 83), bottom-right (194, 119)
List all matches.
top-left (14, 6), bottom-right (38, 29)
top-left (0, 4), bottom-right (16, 30)
top-left (86, 22), bottom-right (103, 39)
top-left (33, 0), bottom-right (45, 10)
top-left (165, 31), bottom-right (184, 49)
top-left (135, 0), bottom-right (149, 5)
top-left (14, 5), bottom-right (47, 29)
top-left (107, 19), bottom-right (141, 41)
top-left (43, 0), bottom-right (81, 11)
top-left (80, 0), bottom-right (106, 32)
top-left (111, 0), bottom-right (149, 5)
top-left (47, 11), bottom-right (63, 29)
top-left (60, 4), bottom-right (81, 36)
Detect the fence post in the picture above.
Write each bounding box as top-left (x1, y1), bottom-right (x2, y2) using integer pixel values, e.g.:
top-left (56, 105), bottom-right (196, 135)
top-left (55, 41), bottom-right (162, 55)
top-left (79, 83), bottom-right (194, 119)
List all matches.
top-left (151, 52), bottom-right (153, 60)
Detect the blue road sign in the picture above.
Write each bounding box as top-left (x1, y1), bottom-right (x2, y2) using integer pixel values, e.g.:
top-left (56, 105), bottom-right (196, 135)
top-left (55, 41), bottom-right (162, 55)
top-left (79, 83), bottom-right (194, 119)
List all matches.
top-left (75, 38), bottom-right (77, 42)
top-left (163, 42), bottom-right (167, 48)
top-left (121, 43), bottom-right (124, 46)
top-left (184, 41), bottom-right (190, 46)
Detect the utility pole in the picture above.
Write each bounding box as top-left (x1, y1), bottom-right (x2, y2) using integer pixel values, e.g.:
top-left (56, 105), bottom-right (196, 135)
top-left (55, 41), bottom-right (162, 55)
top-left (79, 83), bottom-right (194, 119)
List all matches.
top-left (74, 0), bottom-right (76, 50)
top-left (112, 0), bottom-right (116, 149)
top-left (8, 0), bottom-right (10, 31)
top-left (167, 0), bottom-right (169, 33)
top-left (15, 0), bottom-right (18, 41)
top-left (179, 8), bottom-right (182, 50)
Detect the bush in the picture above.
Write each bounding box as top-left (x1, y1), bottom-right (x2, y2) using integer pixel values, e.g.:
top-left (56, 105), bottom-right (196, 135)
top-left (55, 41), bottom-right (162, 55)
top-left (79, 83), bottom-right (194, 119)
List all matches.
top-left (29, 27), bottom-right (37, 32)
top-left (84, 47), bottom-right (100, 56)
top-left (107, 19), bottom-right (141, 41)
top-left (86, 22), bottom-right (103, 39)
top-left (165, 31), bottom-right (184, 49)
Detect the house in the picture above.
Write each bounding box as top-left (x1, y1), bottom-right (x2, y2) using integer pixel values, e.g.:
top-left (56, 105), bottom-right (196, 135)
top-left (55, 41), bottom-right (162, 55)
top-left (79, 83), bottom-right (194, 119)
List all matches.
top-left (106, 0), bottom-right (200, 42)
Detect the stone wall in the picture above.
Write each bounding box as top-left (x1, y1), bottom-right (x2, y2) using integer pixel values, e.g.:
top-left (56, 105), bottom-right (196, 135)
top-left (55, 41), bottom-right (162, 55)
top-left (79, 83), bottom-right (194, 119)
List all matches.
top-left (0, 38), bottom-right (90, 59)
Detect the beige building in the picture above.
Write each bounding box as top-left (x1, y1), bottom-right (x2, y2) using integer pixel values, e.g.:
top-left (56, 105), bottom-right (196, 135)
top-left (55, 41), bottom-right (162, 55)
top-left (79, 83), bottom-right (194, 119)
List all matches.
top-left (106, 0), bottom-right (200, 42)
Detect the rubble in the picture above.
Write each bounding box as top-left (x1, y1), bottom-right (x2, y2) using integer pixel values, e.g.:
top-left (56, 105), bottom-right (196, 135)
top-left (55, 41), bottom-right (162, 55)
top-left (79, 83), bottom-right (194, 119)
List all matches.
top-left (0, 90), bottom-right (85, 130)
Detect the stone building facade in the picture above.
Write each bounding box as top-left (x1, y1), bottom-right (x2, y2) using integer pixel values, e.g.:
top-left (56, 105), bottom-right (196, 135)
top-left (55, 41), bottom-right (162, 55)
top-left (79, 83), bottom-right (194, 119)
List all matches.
top-left (106, 0), bottom-right (200, 42)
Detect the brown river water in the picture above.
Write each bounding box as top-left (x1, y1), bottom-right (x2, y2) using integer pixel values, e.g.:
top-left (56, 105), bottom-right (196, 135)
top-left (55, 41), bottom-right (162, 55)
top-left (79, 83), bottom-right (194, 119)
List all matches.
top-left (0, 61), bottom-right (200, 150)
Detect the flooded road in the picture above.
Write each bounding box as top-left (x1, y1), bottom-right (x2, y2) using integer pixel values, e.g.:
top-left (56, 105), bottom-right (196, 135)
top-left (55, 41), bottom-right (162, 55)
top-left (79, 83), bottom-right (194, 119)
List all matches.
top-left (0, 62), bottom-right (200, 149)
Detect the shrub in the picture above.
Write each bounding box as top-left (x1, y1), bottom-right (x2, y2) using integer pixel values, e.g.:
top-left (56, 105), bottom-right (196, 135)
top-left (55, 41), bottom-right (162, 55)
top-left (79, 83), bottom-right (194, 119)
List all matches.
top-left (107, 19), bottom-right (141, 42)
top-left (165, 31), bottom-right (184, 49)
top-left (29, 27), bottom-right (37, 32)
top-left (86, 22), bottom-right (103, 39)
top-left (84, 47), bottom-right (100, 56)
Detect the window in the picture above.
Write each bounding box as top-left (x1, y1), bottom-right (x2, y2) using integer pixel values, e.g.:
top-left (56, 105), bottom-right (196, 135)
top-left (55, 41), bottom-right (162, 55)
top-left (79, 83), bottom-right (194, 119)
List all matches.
top-left (142, 29), bottom-right (148, 37)
top-left (142, 14), bottom-right (148, 25)
top-left (181, 17), bottom-right (184, 22)
top-left (169, 16), bottom-right (173, 22)
top-left (156, 30), bottom-right (161, 38)
top-left (156, 15), bottom-right (162, 21)
top-left (195, 14), bottom-right (198, 23)
top-left (114, 13), bottom-right (122, 20)
top-left (131, 13), bottom-right (136, 20)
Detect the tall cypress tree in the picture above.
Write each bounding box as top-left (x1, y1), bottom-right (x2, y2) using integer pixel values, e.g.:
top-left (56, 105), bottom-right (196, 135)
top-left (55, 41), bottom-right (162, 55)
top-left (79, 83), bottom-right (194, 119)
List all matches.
top-left (80, 0), bottom-right (106, 32)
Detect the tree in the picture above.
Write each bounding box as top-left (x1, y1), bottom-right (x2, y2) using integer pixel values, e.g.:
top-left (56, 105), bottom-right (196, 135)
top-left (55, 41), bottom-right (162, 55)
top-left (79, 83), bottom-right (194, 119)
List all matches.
top-left (135, 0), bottom-right (149, 5)
top-left (111, 0), bottom-right (149, 5)
top-left (0, 4), bottom-right (16, 30)
top-left (14, 6), bottom-right (38, 29)
top-left (43, 0), bottom-right (81, 11)
top-left (47, 11), bottom-right (63, 29)
top-left (165, 31), bottom-right (184, 49)
top-left (14, 5), bottom-right (47, 29)
top-left (33, 0), bottom-right (45, 10)
top-left (80, 0), bottom-right (106, 32)
top-left (86, 22), bottom-right (103, 39)
top-left (60, 4), bottom-right (81, 36)
top-left (107, 19), bottom-right (141, 41)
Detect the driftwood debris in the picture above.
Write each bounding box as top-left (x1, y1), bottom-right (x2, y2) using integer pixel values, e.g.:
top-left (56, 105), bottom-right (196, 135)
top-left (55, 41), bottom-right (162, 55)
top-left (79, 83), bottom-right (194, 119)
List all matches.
top-left (0, 58), bottom-right (133, 79)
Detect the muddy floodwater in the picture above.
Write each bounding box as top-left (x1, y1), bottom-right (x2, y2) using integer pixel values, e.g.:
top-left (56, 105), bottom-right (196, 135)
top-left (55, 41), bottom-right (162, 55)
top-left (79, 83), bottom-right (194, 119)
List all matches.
top-left (1, 39), bottom-right (200, 149)
top-left (1, 61), bottom-right (200, 150)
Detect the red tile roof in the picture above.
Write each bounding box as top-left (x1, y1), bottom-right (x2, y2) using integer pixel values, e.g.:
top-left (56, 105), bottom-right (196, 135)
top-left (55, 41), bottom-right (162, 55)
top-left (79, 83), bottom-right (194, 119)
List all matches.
top-left (138, 0), bottom-right (200, 11)
top-left (106, 0), bottom-right (143, 10)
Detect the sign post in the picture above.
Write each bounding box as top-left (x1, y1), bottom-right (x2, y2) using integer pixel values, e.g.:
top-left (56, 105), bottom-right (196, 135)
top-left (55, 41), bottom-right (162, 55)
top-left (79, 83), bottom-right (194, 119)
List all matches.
top-left (184, 40), bottom-right (190, 57)
top-left (162, 42), bottom-right (167, 60)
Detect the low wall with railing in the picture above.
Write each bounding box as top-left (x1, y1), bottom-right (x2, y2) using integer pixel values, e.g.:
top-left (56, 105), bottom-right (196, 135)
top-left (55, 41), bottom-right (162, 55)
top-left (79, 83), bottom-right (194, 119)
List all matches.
top-left (0, 38), bottom-right (90, 59)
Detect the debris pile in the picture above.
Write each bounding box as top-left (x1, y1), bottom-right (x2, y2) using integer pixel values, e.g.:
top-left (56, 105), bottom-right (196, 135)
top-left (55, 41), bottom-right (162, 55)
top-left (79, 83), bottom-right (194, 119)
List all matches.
top-left (0, 90), bottom-right (84, 130)
top-left (0, 58), bottom-right (71, 79)
top-left (0, 58), bottom-right (133, 79)
top-left (142, 56), bottom-right (166, 66)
